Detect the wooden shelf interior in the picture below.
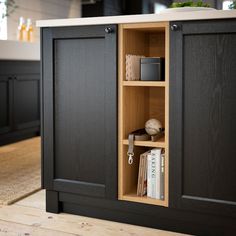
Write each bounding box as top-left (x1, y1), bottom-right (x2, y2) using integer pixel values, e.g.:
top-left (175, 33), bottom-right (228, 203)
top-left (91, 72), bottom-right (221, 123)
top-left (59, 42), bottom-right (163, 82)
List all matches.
top-left (120, 146), bottom-right (167, 207)
top-left (122, 24), bottom-right (166, 82)
top-left (123, 86), bottom-right (165, 139)
top-left (122, 191), bottom-right (168, 207)
top-left (122, 81), bottom-right (166, 87)
top-left (122, 146), bottom-right (147, 196)
top-left (122, 136), bottom-right (165, 148)
top-left (119, 22), bottom-right (169, 207)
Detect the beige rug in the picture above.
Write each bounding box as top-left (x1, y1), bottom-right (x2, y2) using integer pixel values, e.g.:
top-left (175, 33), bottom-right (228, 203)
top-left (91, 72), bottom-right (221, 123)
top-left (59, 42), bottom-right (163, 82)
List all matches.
top-left (0, 137), bottom-right (41, 205)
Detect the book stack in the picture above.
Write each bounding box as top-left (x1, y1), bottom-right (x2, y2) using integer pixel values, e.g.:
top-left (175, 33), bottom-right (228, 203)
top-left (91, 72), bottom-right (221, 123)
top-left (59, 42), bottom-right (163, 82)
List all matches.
top-left (137, 148), bottom-right (165, 200)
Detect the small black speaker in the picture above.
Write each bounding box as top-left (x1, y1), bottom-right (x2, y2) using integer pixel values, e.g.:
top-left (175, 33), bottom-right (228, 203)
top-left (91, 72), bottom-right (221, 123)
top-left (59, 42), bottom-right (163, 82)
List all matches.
top-left (140, 57), bottom-right (165, 81)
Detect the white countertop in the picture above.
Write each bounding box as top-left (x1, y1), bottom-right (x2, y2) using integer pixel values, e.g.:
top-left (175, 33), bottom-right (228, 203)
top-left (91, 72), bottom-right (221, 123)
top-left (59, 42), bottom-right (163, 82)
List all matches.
top-left (36, 10), bottom-right (236, 28)
top-left (0, 40), bottom-right (40, 61)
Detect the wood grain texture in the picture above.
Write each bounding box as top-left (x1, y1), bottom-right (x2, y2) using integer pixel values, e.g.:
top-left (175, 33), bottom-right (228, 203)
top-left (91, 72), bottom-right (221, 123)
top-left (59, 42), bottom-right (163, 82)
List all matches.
top-left (0, 220), bottom-right (77, 236)
top-left (123, 137), bottom-right (165, 148)
top-left (40, 21), bottom-right (236, 236)
top-left (122, 22), bottom-right (167, 30)
top-left (118, 22), bottom-right (169, 207)
top-left (183, 33), bottom-right (236, 201)
top-left (43, 25), bottom-right (117, 200)
top-left (118, 24), bottom-right (124, 199)
top-left (16, 189), bottom-right (45, 210)
top-left (170, 20), bottom-right (236, 217)
top-left (122, 81), bottom-right (166, 87)
top-left (0, 190), bottom-right (187, 236)
top-left (54, 37), bottom-right (107, 184)
top-left (149, 32), bottom-right (165, 57)
top-left (164, 22), bottom-right (170, 208)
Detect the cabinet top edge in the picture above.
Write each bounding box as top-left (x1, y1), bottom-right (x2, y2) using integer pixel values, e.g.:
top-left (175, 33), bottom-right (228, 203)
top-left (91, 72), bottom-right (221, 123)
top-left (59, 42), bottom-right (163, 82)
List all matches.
top-left (36, 10), bottom-right (236, 28)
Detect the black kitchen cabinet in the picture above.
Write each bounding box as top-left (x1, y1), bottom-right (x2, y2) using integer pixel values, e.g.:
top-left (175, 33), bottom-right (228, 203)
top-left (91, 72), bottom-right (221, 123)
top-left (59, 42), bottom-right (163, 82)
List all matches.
top-left (0, 61), bottom-right (40, 145)
top-left (41, 21), bottom-right (236, 236)
top-left (170, 20), bottom-right (236, 217)
top-left (42, 25), bottom-right (117, 206)
top-left (14, 74), bottom-right (40, 131)
top-left (0, 75), bottom-right (12, 135)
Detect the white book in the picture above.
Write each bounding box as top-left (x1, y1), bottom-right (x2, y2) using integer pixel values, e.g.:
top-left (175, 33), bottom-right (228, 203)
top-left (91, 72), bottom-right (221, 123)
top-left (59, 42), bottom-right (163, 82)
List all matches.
top-left (151, 148), bottom-right (162, 199)
top-left (150, 154), bottom-right (156, 198)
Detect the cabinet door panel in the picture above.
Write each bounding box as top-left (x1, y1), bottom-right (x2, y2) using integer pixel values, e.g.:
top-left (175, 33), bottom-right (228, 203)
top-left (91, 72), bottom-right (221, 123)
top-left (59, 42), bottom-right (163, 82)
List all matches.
top-left (42, 25), bottom-right (117, 199)
top-left (0, 76), bottom-right (12, 134)
top-left (14, 74), bottom-right (40, 130)
top-left (183, 34), bottom-right (236, 203)
top-left (170, 20), bottom-right (236, 216)
top-left (54, 38), bottom-right (106, 185)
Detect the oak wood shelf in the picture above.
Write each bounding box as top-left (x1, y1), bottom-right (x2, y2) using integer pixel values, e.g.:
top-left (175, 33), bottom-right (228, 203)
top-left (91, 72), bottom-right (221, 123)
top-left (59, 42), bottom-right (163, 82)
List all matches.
top-left (122, 191), bottom-right (168, 207)
top-left (122, 81), bottom-right (166, 87)
top-left (118, 22), bottom-right (169, 208)
top-left (122, 137), bottom-right (165, 148)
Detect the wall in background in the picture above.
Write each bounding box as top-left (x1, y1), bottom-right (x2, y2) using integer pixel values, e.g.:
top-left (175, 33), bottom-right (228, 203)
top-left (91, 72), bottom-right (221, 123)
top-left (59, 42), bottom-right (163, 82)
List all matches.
top-left (7, 0), bottom-right (81, 41)
top-left (82, 0), bottom-right (122, 17)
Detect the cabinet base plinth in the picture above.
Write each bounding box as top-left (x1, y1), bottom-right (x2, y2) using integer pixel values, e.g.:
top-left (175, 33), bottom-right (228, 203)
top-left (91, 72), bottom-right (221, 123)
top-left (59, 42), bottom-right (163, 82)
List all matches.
top-left (45, 191), bottom-right (236, 236)
top-left (46, 190), bottom-right (61, 214)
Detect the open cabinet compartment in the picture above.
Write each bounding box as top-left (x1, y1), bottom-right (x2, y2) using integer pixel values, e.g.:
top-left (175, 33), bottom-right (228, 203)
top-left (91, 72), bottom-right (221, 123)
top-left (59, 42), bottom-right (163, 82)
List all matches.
top-left (118, 22), bottom-right (169, 207)
top-left (122, 86), bottom-right (165, 145)
top-left (121, 145), bottom-right (166, 206)
top-left (121, 23), bottom-right (166, 86)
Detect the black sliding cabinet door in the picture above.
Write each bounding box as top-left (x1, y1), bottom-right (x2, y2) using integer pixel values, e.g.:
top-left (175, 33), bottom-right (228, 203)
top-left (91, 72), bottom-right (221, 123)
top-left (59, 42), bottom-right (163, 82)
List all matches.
top-left (42, 25), bottom-right (117, 200)
top-left (170, 20), bottom-right (236, 216)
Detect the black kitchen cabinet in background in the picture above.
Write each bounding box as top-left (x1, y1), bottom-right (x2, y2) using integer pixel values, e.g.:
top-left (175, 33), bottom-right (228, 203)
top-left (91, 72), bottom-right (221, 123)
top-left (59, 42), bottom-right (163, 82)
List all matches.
top-left (42, 25), bottom-right (117, 207)
top-left (0, 61), bottom-right (40, 145)
top-left (170, 20), bottom-right (236, 217)
top-left (0, 75), bottom-right (12, 136)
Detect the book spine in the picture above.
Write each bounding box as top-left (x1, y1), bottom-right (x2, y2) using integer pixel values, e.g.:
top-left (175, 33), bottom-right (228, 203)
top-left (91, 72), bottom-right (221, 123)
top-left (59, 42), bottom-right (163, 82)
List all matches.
top-left (137, 155), bottom-right (144, 196)
top-left (147, 154), bottom-right (152, 198)
top-left (142, 155), bottom-right (148, 196)
top-left (140, 154), bottom-right (145, 196)
top-left (160, 153), bottom-right (165, 200)
top-left (154, 150), bottom-right (161, 199)
top-left (150, 149), bottom-right (161, 199)
top-left (151, 154), bottom-right (156, 198)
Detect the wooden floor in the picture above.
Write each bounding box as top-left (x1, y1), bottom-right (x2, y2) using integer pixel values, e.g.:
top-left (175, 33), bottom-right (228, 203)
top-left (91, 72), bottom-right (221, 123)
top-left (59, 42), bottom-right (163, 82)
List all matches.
top-left (0, 190), bottom-right (190, 236)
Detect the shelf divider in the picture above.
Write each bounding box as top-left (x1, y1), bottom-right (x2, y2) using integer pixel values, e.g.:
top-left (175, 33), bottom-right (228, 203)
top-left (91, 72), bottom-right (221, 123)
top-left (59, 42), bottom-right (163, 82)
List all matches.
top-left (122, 81), bottom-right (166, 87)
top-left (122, 191), bottom-right (168, 207)
top-left (123, 137), bottom-right (165, 148)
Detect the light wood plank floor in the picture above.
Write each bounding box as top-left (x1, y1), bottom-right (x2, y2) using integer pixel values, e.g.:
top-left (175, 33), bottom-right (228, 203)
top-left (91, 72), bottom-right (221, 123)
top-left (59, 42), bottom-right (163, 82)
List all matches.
top-left (0, 190), bottom-right (190, 236)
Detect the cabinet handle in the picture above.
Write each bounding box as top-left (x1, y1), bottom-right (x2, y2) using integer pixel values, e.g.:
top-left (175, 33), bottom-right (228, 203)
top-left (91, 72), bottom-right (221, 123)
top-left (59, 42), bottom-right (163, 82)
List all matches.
top-left (171, 24), bottom-right (180, 31)
top-left (105, 27), bottom-right (113, 34)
